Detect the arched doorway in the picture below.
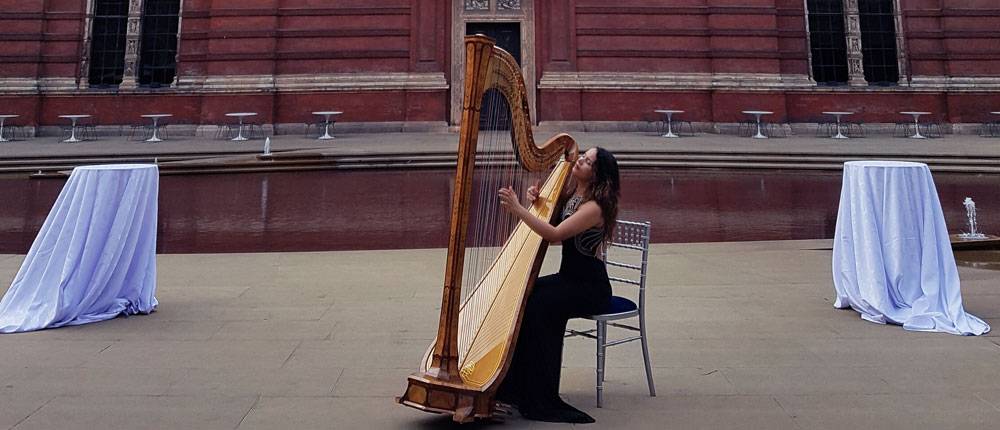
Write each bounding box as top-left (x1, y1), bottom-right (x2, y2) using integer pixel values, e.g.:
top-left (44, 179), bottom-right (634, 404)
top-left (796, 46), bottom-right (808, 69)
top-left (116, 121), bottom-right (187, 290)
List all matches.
top-left (450, 1), bottom-right (536, 125)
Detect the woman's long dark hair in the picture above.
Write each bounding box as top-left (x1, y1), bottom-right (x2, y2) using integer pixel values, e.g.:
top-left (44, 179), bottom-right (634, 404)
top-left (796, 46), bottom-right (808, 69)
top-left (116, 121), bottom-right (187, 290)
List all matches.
top-left (584, 147), bottom-right (621, 244)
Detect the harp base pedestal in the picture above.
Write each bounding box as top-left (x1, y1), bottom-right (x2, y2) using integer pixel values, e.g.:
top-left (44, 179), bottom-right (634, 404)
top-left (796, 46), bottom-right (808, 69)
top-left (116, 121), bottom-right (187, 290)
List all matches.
top-left (398, 373), bottom-right (495, 423)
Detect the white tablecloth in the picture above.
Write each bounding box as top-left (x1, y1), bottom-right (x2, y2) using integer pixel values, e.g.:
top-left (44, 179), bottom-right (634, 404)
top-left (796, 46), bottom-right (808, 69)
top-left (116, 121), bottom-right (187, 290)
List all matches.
top-left (0, 164), bottom-right (159, 333)
top-left (832, 161), bottom-right (989, 335)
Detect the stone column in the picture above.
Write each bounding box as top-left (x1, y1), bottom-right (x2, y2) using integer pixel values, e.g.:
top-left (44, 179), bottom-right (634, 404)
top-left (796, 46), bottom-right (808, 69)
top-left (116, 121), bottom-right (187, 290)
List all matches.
top-left (78, 0), bottom-right (95, 89)
top-left (843, 0), bottom-right (866, 85)
top-left (119, 0), bottom-right (144, 89)
top-left (892, 0), bottom-right (908, 83)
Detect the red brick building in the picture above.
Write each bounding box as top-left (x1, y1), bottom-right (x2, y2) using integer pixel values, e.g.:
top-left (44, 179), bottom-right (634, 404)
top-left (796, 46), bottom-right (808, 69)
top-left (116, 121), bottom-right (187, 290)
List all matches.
top-left (1, 1), bottom-right (998, 133)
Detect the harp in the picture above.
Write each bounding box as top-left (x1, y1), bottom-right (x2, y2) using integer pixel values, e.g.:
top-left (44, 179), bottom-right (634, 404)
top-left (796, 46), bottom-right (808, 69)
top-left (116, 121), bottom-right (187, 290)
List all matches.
top-left (397, 35), bottom-right (578, 422)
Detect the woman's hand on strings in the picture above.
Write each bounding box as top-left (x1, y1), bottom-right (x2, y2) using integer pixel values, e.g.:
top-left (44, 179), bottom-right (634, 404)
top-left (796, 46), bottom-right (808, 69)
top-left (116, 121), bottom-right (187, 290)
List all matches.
top-left (526, 183), bottom-right (541, 204)
top-left (498, 186), bottom-right (526, 215)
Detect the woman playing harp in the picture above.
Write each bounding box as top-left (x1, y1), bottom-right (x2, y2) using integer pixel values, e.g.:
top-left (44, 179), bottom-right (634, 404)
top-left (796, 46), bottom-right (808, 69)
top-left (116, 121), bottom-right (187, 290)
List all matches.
top-left (496, 146), bottom-right (620, 424)
top-left (397, 35), bottom-right (582, 422)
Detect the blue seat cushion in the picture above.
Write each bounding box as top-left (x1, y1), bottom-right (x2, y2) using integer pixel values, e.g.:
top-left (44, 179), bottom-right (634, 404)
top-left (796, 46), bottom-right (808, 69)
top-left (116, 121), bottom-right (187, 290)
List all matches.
top-left (603, 295), bottom-right (638, 315)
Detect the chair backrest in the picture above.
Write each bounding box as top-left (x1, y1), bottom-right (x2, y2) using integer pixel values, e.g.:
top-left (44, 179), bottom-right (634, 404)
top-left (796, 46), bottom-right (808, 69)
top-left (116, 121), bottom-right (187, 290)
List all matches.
top-left (603, 220), bottom-right (651, 309)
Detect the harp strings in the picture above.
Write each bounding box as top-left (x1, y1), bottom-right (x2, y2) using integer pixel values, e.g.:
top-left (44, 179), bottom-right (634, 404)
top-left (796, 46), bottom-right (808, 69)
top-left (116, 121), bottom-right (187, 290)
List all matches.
top-left (458, 59), bottom-right (528, 362)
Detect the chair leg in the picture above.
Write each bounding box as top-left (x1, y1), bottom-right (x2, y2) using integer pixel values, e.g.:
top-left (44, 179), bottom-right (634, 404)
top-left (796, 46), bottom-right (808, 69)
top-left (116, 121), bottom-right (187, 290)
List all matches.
top-left (928, 122), bottom-right (942, 138)
top-left (679, 120), bottom-right (694, 136)
top-left (596, 320), bottom-right (607, 408)
top-left (639, 315), bottom-right (656, 398)
top-left (894, 122), bottom-right (913, 138)
top-left (82, 125), bottom-right (96, 141)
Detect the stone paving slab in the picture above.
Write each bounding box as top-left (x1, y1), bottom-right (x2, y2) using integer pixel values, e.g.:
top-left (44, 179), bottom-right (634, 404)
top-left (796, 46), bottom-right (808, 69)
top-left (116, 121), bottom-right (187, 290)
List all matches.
top-left (774, 393), bottom-right (1000, 430)
top-left (0, 240), bottom-right (998, 429)
top-left (11, 395), bottom-right (258, 430)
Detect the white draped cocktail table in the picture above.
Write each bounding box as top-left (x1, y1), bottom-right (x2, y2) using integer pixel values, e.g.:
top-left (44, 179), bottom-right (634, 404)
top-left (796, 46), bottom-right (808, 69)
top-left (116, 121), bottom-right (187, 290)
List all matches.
top-left (0, 164), bottom-right (159, 333)
top-left (832, 161), bottom-right (989, 335)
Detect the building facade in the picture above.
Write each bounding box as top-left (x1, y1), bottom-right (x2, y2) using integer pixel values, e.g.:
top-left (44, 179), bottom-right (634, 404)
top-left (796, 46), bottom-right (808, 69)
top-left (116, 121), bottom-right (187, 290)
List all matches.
top-left (1, 0), bottom-right (998, 132)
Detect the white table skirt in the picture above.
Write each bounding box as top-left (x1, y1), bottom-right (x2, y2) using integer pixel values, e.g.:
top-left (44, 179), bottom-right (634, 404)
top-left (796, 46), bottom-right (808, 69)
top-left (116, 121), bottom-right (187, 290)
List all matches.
top-left (0, 164), bottom-right (159, 333)
top-left (832, 161), bottom-right (989, 335)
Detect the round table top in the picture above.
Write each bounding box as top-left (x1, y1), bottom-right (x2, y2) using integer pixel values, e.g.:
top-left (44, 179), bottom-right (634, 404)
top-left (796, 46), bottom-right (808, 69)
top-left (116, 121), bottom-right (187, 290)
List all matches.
top-left (313, 111), bottom-right (343, 115)
top-left (845, 160), bottom-right (928, 169)
top-left (75, 164), bottom-right (158, 171)
top-left (742, 110), bottom-right (774, 115)
top-left (0, 114), bottom-right (19, 119)
top-left (654, 109), bottom-right (684, 114)
top-left (141, 114), bottom-right (173, 118)
top-left (900, 111), bottom-right (931, 115)
top-left (225, 112), bottom-right (258, 117)
top-left (59, 114), bottom-right (91, 119)
top-left (822, 111), bottom-right (854, 115)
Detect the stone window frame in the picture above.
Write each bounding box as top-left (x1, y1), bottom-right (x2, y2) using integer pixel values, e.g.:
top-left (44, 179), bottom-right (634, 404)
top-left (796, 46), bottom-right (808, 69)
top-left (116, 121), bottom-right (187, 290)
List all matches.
top-left (803, 0), bottom-right (850, 85)
top-left (79, 0), bottom-right (184, 90)
top-left (85, 0), bottom-right (130, 88)
top-left (803, 0), bottom-right (908, 86)
top-left (452, 0), bottom-right (536, 125)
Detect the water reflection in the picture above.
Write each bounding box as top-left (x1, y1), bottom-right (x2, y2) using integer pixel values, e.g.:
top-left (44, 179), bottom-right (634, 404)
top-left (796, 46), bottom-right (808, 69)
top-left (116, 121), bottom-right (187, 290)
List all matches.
top-left (1, 169), bottom-right (998, 254)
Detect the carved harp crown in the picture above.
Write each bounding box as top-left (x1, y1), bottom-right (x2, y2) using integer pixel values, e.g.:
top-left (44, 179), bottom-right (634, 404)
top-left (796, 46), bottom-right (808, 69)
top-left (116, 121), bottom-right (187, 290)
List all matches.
top-left (398, 35), bottom-right (578, 422)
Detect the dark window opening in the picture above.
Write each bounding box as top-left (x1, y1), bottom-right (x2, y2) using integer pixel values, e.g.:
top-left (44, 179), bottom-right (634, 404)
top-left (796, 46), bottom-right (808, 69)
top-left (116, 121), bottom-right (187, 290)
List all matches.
top-left (807, 0), bottom-right (849, 85)
top-left (88, 0), bottom-right (129, 87)
top-left (466, 23), bottom-right (521, 130)
top-left (478, 88), bottom-right (512, 131)
top-left (138, 0), bottom-right (181, 87)
top-left (466, 22), bottom-right (521, 65)
top-left (859, 0), bottom-right (899, 85)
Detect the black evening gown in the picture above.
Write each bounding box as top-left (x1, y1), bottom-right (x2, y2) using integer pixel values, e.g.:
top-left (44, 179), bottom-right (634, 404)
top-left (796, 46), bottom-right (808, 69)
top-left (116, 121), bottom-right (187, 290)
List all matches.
top-left (497, 196), bottom-right (611, 424)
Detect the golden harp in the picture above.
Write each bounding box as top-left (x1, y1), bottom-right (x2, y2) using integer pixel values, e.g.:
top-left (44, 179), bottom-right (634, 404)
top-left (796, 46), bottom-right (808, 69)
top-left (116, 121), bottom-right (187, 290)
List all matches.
top-left (397, 35), bottom-right (578, 422)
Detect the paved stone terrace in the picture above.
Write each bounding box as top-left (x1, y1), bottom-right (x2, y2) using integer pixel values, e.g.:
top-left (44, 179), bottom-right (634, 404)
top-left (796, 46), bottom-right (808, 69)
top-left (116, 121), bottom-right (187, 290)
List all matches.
top-left (2, 128), bottom-right (1000, 428)
top-left (3, 127), bottom-right (1000, 161)
top-left (1, 240), bottom-right (999, 429)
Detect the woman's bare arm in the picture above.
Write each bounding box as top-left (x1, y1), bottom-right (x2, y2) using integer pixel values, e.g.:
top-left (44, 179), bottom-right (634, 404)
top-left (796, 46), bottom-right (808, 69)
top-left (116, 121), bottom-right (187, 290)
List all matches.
top-left (498, 186), bottom-right (602, 243)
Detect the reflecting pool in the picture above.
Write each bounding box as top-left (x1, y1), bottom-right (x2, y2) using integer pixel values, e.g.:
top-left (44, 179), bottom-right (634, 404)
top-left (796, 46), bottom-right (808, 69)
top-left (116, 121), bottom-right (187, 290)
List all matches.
top-left (1, 169), bottom-right (998, 254)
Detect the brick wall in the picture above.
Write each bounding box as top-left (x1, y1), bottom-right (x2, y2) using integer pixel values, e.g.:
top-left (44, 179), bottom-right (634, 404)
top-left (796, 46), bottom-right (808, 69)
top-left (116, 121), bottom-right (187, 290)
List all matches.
top-left (0, 1), bottom-right (997, 128)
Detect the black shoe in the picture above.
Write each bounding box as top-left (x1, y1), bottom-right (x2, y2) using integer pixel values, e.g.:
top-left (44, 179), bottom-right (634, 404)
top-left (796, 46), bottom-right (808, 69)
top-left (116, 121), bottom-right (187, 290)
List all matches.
top-left (521, 402), bottom-right (595, 424)
top-left (495, 391), bottom-right (521, 408)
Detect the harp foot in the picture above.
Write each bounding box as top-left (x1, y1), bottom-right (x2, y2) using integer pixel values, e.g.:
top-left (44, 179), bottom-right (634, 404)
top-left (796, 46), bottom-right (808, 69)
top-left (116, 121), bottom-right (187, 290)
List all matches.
top-left (453, 404), bottom-right (474, 423)
top-left (399, 373), bottom-right (497, 422)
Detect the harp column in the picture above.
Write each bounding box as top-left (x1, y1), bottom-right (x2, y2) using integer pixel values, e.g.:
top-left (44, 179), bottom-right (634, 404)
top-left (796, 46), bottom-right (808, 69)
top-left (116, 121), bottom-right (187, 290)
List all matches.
top-left (428, 36), bottom-right (495, 384)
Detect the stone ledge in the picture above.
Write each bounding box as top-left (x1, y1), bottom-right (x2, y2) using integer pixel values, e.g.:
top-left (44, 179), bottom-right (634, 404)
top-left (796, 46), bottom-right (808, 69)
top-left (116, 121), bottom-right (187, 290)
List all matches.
top-left (19, 121), bottom-right (992, 139)
top-left (177, 73), bottom-right (449, 93)
top-left (29, 122), bottom-right (451, 138)
top-left (535, 121), bottom-right (992, 136)
top-left (539, 72), bottom-right (1000, 92)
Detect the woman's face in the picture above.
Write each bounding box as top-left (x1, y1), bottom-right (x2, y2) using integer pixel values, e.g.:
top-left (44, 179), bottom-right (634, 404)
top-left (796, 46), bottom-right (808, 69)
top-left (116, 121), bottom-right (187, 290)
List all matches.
top-left (572, 148), bottom-right (598, 183)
